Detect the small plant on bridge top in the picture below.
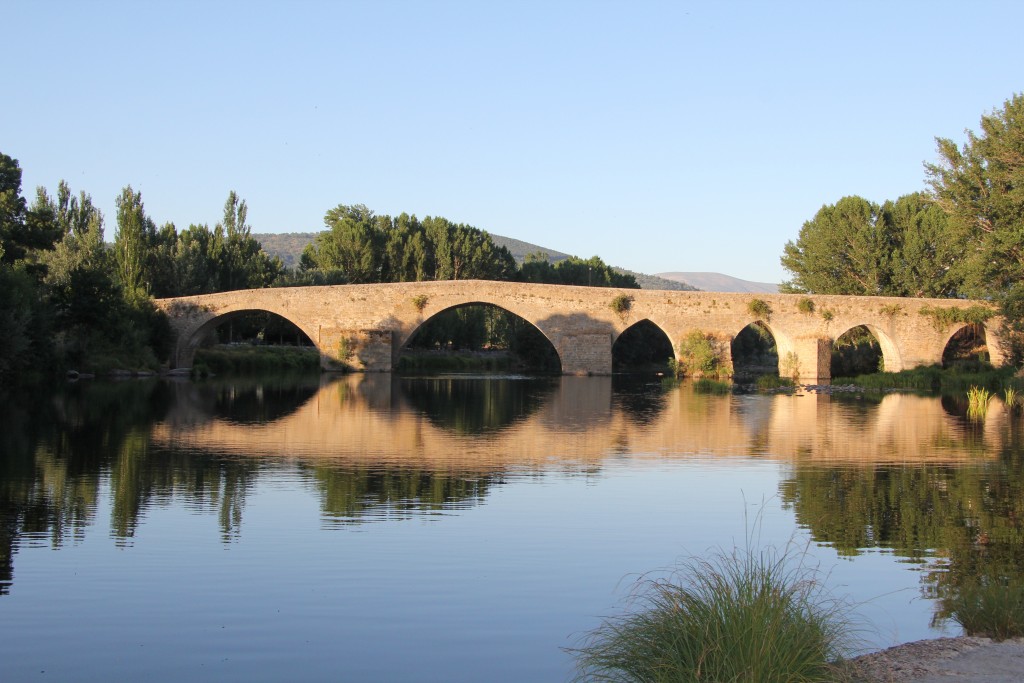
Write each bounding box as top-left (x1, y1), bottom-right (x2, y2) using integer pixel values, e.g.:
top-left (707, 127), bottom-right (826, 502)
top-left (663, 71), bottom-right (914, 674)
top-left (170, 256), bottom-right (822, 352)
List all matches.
top-left (879, 303), bottom-right (903, 317)
top-left (797, 298), bottom-right (815, 315)
top-left (821, 309), bottom-right (835, 323)
top-left (747, 298), bottom-right (772, 321)
top-left (610, 294), bottom-right (633, 317)
top-left (919, 304), bottom-right (994, 331)
top-left (411, 294), bottom-right (429, 313)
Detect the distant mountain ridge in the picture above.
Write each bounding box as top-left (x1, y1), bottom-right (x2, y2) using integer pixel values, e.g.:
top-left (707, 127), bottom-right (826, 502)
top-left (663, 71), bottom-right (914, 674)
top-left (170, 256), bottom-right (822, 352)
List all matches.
top-left (254, 232), bottom-right (776, 293)
top-left (656, 272), bottom-right (779, 294)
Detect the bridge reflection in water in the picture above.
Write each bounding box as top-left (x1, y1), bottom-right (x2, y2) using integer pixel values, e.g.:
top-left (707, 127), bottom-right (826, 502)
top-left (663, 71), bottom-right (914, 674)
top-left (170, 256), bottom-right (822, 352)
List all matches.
top-left (151, 374), bottom-right (1008, 468)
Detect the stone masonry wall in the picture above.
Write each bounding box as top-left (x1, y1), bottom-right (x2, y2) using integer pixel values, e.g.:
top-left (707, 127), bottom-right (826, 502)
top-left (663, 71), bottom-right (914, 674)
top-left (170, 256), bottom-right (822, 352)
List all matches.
top-left (154, 281), bottom-right (1006, 380)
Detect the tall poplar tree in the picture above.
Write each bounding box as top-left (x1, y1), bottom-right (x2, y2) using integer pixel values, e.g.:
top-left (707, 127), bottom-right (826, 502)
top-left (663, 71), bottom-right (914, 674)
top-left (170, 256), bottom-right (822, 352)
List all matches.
top-left (114, 186), bottom-right (151, 299)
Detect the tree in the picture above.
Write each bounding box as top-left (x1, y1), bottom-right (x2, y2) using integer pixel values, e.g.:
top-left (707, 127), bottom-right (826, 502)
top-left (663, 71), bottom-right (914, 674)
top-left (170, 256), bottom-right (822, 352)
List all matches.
top-left (926, 93), bottom-right (1024, 300)
top-left (218, 191), bottom-right (280, 291)
top-left (780, 195), bottom-right (901, 295)
top-left (882, 193), bottom-right (959, 298)
top-left (114, 186), bottom-right (153, 299)
top-left (309, 203), bottom-right (382, 283)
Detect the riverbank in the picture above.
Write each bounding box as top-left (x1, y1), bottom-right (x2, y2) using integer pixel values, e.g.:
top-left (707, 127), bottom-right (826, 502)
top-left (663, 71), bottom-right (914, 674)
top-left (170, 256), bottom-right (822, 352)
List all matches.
top-left (848, 636), bottom-right (1024, 682)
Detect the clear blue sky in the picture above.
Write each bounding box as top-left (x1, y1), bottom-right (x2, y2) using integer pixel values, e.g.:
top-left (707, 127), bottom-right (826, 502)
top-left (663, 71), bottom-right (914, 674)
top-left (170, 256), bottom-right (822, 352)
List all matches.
top-left (4, 1), bottom-right (1022, 284)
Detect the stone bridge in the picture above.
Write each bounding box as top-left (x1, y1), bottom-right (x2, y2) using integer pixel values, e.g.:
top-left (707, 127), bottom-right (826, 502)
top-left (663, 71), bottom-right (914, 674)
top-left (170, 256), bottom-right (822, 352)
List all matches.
top-left (154, 281), bottom-right (1006, 381)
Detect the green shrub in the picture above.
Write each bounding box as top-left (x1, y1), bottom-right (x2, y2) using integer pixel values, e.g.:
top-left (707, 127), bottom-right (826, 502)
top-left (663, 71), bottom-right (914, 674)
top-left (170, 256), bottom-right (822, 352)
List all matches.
top-left (821, 309), bottom-right (835, 322)
top-left (797, 298), bottom-right (815, 314)
top-left (944, 580), bottom-right (1024, 641)
top-left (411, 294), bottom-right (429, 312)
top-left (571, 542), bottom-right (855, 683)
top-left (610, 294), bottom-right (633, 316)
top-left (675, 330), bottom-right (728, 378)
top-left (748, 298), bottom-right (772, 320)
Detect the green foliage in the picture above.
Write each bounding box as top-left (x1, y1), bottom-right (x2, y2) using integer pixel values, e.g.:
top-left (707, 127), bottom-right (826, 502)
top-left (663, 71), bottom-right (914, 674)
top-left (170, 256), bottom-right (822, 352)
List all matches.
top-left (673, 330), bottom-right (728, 378)
top-left (193, 345), bottom-right (320, 375)
top-left (927, 94), bottom-right (1024, 301)
top-left (780, 351), bottom-right (801, 380)
top-left (1004, 387), bottom-right (1019, 412)
top-left (302, 204), bottom-right (517, 285)
top-left (797, 297), bottom-right (815, 314)
top-left (411, 294), bottom-right (429, 312)
top-left (520, 252), bottom-right (639, 288)
top-left (609, 293), bottom-right (633, 316)
top-left (966, 385), bottom-right (992, 420)
top-left (944, 581), bottom-right (1024, 640)
top-left (693, 377), bottom-right (732, 394)
top-left (756, 374), bottom-right (796, 391)
top-left (747, 298), bottom-right (772, 320)
top-left (571, 541), bottom-right (854, 683)
top-left (821, 309), bottom-right (834, 322)
top-left (114, 185), bottom-right (152, 300)
top-left (918, 304), bottom-right (994, 330)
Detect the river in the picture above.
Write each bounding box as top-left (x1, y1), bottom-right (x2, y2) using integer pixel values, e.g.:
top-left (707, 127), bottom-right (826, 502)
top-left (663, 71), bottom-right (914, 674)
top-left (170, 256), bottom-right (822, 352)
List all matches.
top-left (2, 374), bottom-right (1022, 682)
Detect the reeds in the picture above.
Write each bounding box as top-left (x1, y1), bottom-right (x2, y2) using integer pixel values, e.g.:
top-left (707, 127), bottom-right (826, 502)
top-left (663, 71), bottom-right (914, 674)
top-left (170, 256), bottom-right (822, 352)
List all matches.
top-left (570, 542), bottom-right (856, 682)
top-left (966, 385), bottom-right (991, 420)
top-left (1004, 386), bottom-right (1019, 412)
top-left (945, 580), bottom-right (1024, 641)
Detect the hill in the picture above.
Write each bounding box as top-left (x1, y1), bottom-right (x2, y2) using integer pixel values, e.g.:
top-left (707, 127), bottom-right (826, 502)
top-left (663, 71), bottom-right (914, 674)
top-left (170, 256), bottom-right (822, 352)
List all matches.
top-left (656, 272), bottom-right (779, 293)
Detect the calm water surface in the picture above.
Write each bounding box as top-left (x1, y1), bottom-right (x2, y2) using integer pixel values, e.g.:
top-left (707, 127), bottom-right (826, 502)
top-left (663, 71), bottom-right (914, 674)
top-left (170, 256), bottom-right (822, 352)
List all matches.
top-left (2, 374), bottom-right (1023, 682)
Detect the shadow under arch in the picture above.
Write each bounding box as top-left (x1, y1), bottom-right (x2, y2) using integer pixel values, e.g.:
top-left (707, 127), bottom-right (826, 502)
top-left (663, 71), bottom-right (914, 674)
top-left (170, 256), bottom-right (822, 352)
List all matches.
top-left (399, 301), bottom-right (562, 372)
top-left (730, 321), bottom-right (779, 379)
top-left (730, 319), bottom-right (793, 377)
top-left (941, 323), bottom-right (990, 369)
top-left (831, 323), bottom-right (900, 376)
top-left (611, 318), bottom-right (674, 373)
top-left (181, 308), bottom-right (318, 368)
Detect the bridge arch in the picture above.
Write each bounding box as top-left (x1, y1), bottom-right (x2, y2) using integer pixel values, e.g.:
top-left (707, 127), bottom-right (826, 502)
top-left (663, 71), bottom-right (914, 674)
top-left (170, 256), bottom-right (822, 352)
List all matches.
top-left (399, 301), bottom-right (562, 372)
top-left (730, 318), bottom-right (796, 377)
top-left (831, 323), bottom-right (903, 375)
top-left (941, 322), bottom-right (990, 368)
top-left (172, 306), bottom-right (319, 370)
top-left (611, 319), bottom-right (674, 372)
top-left (730, 321), bottom-right (779, 378)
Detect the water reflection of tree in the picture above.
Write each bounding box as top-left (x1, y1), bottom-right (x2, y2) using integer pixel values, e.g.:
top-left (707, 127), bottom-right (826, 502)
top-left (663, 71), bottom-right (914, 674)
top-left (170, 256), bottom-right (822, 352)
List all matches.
top-left (0, 380), bottom-right (273, 593)
top-left (399, 377), bottom-right (555, 435)
top-left (307, 464), bottom-right (495, 524)
top-left (780, 451), bottom-right (1024, 624)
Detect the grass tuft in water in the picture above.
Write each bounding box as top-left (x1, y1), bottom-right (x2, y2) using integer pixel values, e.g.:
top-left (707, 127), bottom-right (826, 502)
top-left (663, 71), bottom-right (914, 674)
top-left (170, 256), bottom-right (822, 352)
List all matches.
top-left (693, 378), bottom-right (732, 394)
top-left (1004, 386), bottom-right (1018, 413)
top-left (756, 374), bottom-right (796, 391)
top-left (570, 542), bottom-right (856, 683)
top-left (966, 385), bottom-right (991, 420)
top-left (946, 580), bottom-right (1024, 641)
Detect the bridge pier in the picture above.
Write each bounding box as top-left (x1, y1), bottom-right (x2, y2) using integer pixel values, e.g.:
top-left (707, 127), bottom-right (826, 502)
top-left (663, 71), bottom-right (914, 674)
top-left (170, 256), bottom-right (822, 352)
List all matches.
top-left (319, 328), bottom-right (394, 371)
top-left (780, 338), bottom-right (832, 382)
top-left (557, 333), bottom-right (613, 375)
